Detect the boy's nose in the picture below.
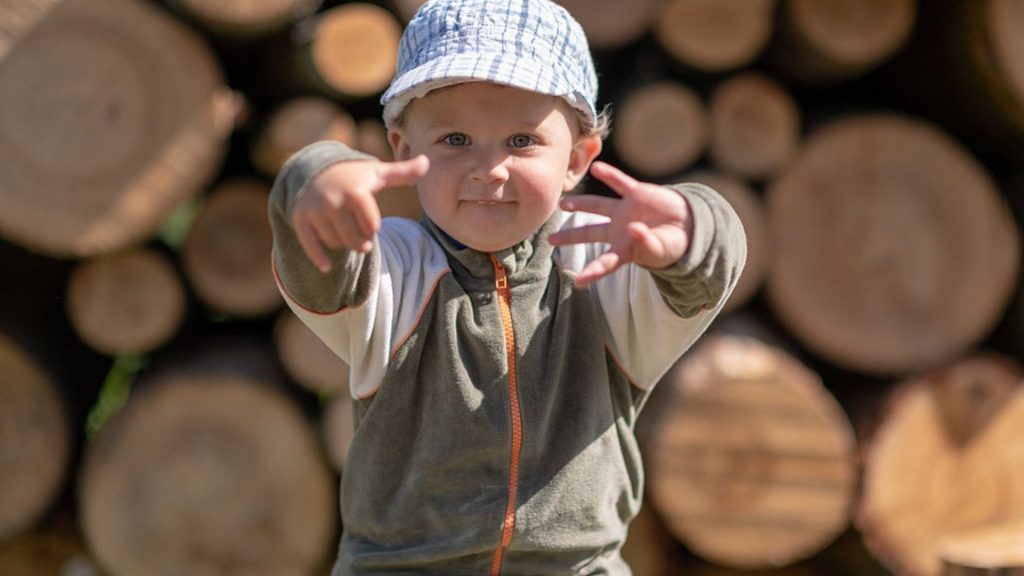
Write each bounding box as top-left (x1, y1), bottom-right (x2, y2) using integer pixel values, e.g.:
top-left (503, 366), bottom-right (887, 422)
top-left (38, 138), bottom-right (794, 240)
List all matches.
top-left (470, 150), bottom-right (511, 184)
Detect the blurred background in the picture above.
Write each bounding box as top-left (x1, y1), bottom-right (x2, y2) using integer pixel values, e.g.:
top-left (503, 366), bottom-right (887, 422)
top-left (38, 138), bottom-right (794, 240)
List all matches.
top-left (1, 0), bottom-right (1023, 575)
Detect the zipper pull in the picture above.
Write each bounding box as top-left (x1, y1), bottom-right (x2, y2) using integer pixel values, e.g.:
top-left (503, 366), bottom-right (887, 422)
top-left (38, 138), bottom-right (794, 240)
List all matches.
top-left (491, 255), bottom-right (508, 291)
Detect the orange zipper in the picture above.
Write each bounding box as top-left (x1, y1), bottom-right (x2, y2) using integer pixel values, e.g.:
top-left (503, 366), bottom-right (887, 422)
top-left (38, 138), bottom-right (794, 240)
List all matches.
top-left (489, 255), bottom-right (522, 576)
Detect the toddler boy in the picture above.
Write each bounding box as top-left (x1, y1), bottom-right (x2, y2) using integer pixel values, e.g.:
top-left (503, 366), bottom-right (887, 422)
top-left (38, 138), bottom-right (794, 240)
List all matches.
top-left (269, 0), bottom-right (746, 574)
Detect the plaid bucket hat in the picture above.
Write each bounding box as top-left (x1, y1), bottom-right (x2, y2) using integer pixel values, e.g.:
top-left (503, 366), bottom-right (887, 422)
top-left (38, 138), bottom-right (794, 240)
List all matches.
top-left (380, 0), bottom-right (598, 127)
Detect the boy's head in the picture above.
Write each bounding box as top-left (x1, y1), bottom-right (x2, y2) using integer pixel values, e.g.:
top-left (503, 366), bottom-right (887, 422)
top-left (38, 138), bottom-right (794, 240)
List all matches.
top-left (381, 0), bottom-right (607, 252)
top-left (380, 0), bottom-right (603, 136)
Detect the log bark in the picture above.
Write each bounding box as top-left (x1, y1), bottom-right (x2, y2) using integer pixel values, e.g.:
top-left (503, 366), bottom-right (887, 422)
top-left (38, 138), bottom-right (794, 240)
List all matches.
top-left (653, 0), bottom-right (777, 72)
top-left (766, 0), bottom-right (917, 85)
top-left (940, 520), bottom-right (1024, 576)
top-left (684, 171), bottom-right (769, 313)
top-left (181, 178), bottom-right (282, 318)
top-left (612, 81), bottom-right (708, 179)
top-left (708, 72), bottom-right (801, 182)
top-left (0, 333), bottom-right (71, 543)
top-left (165, 0), bottom-right (322, 38)
top-left (857, 353), bottom-right (1024, 576)
top-left (290, 3), bottom-right (401, 99)
top-left (0, 0), bottom-right (235, 256)
top-left (555, 0), bottom-right (662, 50)
top-left (65, 247), bottom-right (186, 355)
top-left (645, 332), bottom-right (857, 570)
top-left (274, 309), bottom-right (349, 395)
top-left (78, 344), bottom-right (336, 576)
top-left (765, 114), bottom-right (1019, 376)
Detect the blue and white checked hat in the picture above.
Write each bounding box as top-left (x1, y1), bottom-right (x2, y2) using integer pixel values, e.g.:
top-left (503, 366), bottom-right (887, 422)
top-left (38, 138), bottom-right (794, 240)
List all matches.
top-left (381, 0), bottom-right (598, 127)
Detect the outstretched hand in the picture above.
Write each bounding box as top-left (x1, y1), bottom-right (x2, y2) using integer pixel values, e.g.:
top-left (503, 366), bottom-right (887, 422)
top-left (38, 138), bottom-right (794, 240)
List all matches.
top-left (548, 161), bottom-right (693, 287)
top-left (291, 155), bottom-right (429, 272)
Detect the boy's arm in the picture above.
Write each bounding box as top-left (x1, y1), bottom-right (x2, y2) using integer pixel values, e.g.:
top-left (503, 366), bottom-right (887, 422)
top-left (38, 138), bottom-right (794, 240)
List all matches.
top-left (552, 163), bottom-right (746, 390)
top-left (269, 141), bottom-right (379, 313)
top-left (648, 181), bottom-right (747, 317)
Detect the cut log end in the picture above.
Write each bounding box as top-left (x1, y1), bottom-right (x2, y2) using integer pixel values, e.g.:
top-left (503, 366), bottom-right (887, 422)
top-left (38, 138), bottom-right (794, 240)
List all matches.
top-left (766, 114), bottom-right (1020, 375)
top-left (654, 0), bottom-right (777, 72)
top-left (79, 372), bottom-right (336, 576)
top-left (940, 520), bottom-right (1024, 575)
top-left (0, 334), bottom-right (70, 543)
top-left (322, 392), bottom-right (355, 474)
top-left (251, 96), bottom-right (357, 178)
top-left (709, 72), bottom-right (801, 181)
top-left (274, 310), bottom-right (349, 395)
top-left (646, 334), bottom-right (857, 569)
top-left (310, 3), bottom-right (400, 98)
top-left (182, 179), bottom-right (281, 318)
top-left (168, 0), bottom-right (323, 37)
top-left (554, 0), bottom-right (662, 50)
top-left (858, 354), bottom-right (1024, 576)
top-left (613, 82), bottom-right (708, 178)
top-left (0, 0), bottom-right (230, 256)
top-left (988, 0), bottom-right (1024, 113)
top-left (66, 248), bottom-right (186, 356)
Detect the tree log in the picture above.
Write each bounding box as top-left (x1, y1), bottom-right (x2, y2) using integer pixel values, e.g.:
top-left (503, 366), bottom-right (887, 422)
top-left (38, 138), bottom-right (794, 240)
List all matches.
top-left (766, 0), bottom-right (917, 85)
top-left (555, 0), bottom-right (662, 50)
top-left (621, 502), bottom-right (685, 576)
top-left (653, 0), bottom-right (776, 72)
top-left (291, 3), bottom-right (401, 99)
top-left (684, 171), bottom-right (769, 313)
top-left (322, 391), bottom-right (355, 475)
top-left (65, 247), bottom-right (186, 356)
top-left (251, 96), bottom-right (357, 179)
top-left (941, 520), bottom-right (1024, 576)
top-left (274, 309), bottom-right (349, 395)
top-left (78, 347), bottom-right (336, 576)
top-left (0, 511), bottom-right (98, 576)
top-left (765, 114), bottom-right (1019, 376)
top-left (646, 333), bottom-right (857, 569)
top-left (181, 178), bottom-right (282, 318)
top-left (857, 353), bottom-right (1024, 576)
top-left (165, 0), bottom-right (322, 38)
top-left (0, 333), bottom-right (70, 543)
top-left (0, 0), bottom-right (235, 256)
top-left (612, 81), bottom-right (708, 179)
top-left (708, 72), bottom-right (801, 182)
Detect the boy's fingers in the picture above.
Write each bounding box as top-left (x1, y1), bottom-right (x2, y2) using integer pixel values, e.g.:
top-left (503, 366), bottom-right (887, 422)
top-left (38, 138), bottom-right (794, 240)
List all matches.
top-left (560, 195), bottom-right (619, 217)
top-left (589, 161), bottom-right (640, 198)
top-left (575, 251), bottom-right (622, 287)
top-left (347, 191), bottom-right (382, 239)
top-left (295, 221), bottom-right (332, 273)
top-left (374, 155), bottom-right (429, 192)
top-left (548, 222), bottom-right (609, 246)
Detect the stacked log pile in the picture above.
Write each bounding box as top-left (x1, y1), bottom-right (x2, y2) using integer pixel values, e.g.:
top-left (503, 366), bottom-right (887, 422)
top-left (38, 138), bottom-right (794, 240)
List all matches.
top-left (1, 0), bottom-right (1023, 574)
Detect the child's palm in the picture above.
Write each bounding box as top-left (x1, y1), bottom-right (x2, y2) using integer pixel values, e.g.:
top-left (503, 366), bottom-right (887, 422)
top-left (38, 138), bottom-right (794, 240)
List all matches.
top-left (550, 161), bottom-right (692, 287)
top-left (292, 156), bottom-right (429, 272)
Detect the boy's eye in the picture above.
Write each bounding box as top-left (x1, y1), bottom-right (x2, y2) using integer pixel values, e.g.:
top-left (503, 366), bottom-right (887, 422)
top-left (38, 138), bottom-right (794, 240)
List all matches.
top-left (509, 134), bottom-right (535, 148)
top-left (442, 133), bottom-right (469, 146)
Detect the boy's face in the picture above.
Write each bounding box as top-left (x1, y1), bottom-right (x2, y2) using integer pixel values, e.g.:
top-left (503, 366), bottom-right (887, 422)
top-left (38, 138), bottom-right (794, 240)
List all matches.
top-left (388, 82), bottom-right (601, 252)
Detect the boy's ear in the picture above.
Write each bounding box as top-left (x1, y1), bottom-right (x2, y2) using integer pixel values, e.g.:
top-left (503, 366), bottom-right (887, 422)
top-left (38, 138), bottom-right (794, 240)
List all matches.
top-left (564, 135), bottom-right (603, 191)
top-left (387, 127), bottom-right (411, 161)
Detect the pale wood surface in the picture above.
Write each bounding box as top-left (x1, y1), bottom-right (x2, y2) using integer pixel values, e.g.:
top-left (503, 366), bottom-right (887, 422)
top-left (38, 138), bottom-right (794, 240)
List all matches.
top-left (654, 0), bottom-right (777, 72)
top-left (79, 370), bottom-right (336, 576)
top-left (252, 96), bottom-right (357, 178)
top-left (765, 114), bottom-right (1019, 375)
top-left (858, 354), bottom-right (1024, 576)
top-left (646, 333), bottom-right (857, 569)
top-left (181, 179), bottom-right (282, 318)
top-left (0, 334), bottom-right (70, 542)
top-left (612, 81), bottom-right (708, 178)
top-left (66, 248), bottom-right (186, 355)
top-left (0, 0), bottom-right (233, 256)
